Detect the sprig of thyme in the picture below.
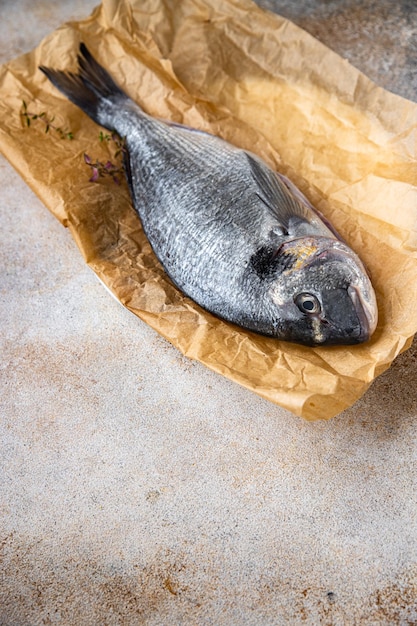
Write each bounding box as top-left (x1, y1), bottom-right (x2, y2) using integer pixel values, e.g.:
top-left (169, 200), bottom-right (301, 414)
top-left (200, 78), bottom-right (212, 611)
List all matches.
top-left (99, 131), bottom-right (126, 158)
top-left (84, 132), bottom-right (126, 185)
top-left (83, 153), bottom-right (124, 185)
top-left (20, 100), bottom-right (126, 185)
top-left (20, 100), bottom-right (74, 139)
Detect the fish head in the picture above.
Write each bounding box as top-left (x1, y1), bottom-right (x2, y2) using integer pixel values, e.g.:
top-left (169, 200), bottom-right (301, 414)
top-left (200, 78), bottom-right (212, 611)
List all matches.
top-left (269, 237), bottom-right (378, 346)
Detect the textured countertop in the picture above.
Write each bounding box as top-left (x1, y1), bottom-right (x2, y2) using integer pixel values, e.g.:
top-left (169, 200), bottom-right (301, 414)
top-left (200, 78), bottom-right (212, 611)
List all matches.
top-left (1, 1), bottom-right (416, 624)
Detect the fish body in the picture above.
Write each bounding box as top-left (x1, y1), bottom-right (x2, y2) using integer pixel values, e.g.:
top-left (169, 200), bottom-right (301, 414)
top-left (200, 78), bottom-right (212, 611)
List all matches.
top-left (40, 45), bottom-right (378, 346)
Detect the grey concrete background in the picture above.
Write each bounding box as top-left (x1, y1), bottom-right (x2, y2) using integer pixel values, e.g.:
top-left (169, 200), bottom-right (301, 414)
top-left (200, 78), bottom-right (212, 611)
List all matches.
top-left (1, 1), bottom-right (416, 624)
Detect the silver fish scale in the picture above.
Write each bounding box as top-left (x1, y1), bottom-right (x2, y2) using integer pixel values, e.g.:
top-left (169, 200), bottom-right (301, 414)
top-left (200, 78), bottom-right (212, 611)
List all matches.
top-left (119, 112), bottom-right (282, 319)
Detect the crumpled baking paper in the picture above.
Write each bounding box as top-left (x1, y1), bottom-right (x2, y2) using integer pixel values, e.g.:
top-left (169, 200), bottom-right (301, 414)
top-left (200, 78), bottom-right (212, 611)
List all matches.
top-left (0, 0), bottom-right (416, 420)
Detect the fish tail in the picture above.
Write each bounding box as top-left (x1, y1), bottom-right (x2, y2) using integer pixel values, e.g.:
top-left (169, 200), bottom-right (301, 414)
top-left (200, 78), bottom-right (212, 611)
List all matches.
top-left (39, 43), bottom-right (128, 129)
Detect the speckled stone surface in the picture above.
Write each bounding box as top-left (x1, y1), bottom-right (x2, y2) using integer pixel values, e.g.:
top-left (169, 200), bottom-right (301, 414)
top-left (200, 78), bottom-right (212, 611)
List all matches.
top-left (257, 0), bottom-right (417, 102)
top-left (1, 2), bottom-right (416, 624)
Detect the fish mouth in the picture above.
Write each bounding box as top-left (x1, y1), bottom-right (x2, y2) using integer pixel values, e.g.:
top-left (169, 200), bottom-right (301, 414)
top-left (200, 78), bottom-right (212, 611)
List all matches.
top-left (311, 283), bottom-right (378, 345)
top-left (347, 284), bottom-right (378, 342)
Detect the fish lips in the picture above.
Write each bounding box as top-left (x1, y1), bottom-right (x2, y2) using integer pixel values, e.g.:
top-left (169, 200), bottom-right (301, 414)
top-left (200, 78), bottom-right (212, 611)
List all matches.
top-left (280, 237), bottom-right (378, 344)
top-left (317, 286), bottom-right (375, 345)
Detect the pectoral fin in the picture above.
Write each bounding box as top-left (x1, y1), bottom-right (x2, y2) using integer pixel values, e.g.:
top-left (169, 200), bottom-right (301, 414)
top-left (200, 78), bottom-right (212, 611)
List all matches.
top-left (246, 153), bottom-right (309, 224)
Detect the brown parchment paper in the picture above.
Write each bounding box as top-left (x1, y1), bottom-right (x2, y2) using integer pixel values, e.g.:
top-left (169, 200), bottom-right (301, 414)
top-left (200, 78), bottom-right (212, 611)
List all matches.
top-left (0, 0), bottom-right (416, 420)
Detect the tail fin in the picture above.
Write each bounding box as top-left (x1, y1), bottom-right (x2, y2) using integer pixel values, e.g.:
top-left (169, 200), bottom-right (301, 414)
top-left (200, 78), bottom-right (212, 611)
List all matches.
top-left (39, 43), bottom-right (127, 128)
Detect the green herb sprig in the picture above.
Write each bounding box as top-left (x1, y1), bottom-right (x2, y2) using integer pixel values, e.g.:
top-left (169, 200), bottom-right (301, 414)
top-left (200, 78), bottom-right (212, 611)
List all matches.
top-left (20, 100), bottom-right (74, 139)
top-left (20, 100), bottom-right (126, 185)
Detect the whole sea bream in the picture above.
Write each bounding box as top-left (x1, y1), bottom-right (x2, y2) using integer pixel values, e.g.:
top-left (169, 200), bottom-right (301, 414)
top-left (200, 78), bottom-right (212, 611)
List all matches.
top-left (40, 44), bottom-right (378, 346)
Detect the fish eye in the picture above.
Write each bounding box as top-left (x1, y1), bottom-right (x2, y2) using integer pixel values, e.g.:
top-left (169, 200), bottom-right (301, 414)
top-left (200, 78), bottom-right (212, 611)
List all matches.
top-left (294, 292), bottom-right (321, 315)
